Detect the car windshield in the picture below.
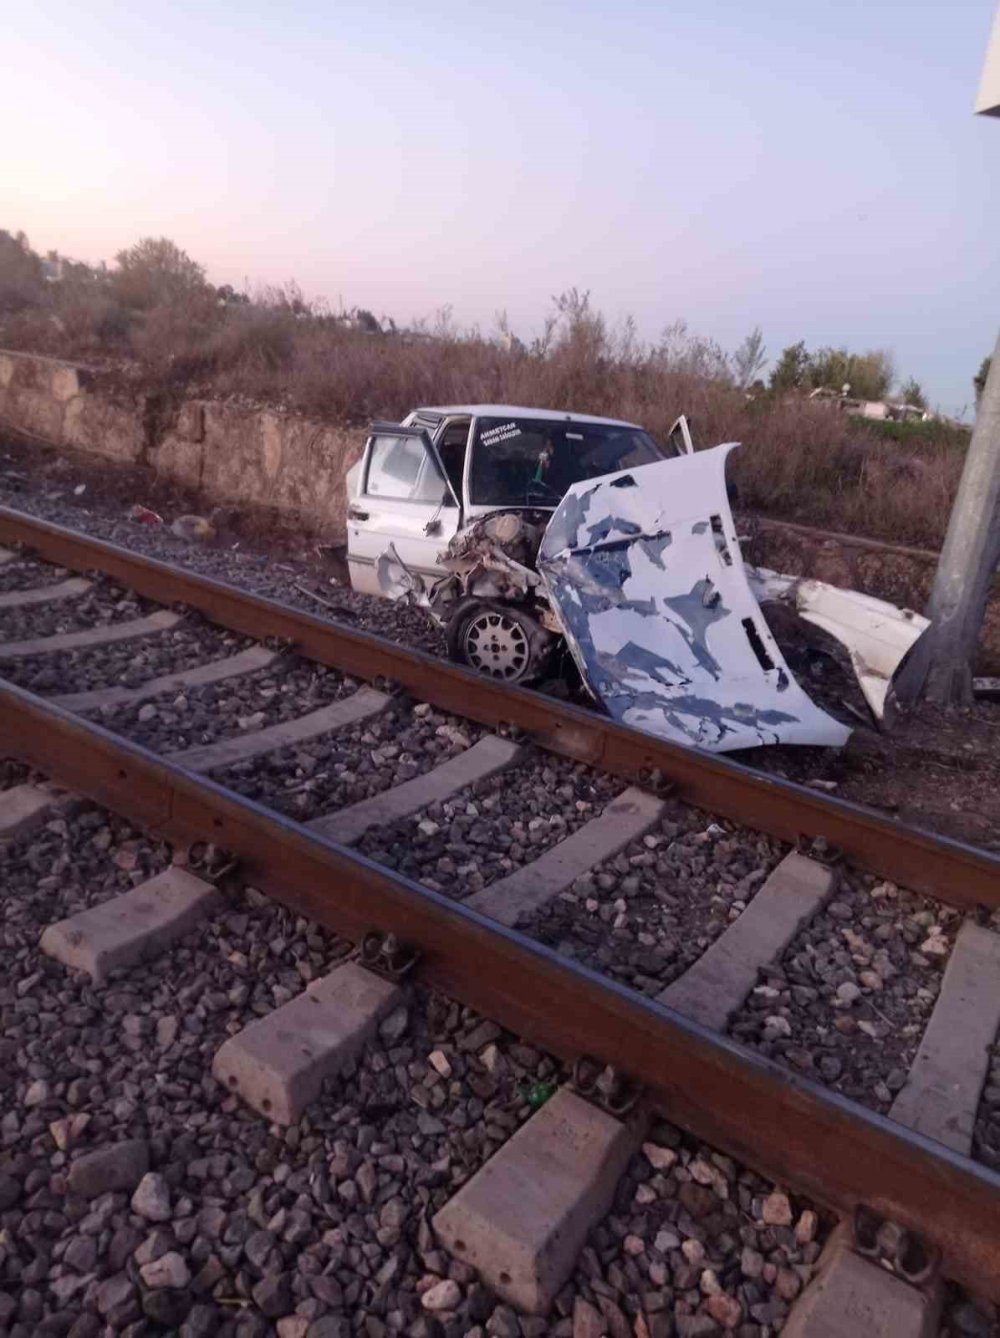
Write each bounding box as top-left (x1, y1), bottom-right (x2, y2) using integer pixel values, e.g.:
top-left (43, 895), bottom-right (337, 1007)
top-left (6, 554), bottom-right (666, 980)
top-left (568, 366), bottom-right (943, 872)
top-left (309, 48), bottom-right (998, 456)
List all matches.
top-left (468, 417), bottom-right (665, 508)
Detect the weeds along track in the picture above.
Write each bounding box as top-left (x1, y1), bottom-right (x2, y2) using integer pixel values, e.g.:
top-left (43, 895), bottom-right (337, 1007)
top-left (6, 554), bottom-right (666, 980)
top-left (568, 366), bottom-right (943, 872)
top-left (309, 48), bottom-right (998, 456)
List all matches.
top-left (2, 505), bottom-right (1000, 1317)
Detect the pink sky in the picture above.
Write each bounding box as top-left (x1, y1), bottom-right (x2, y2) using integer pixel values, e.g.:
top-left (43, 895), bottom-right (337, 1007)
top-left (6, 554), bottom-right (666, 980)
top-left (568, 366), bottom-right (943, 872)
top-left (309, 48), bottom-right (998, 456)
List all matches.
top-left (4, 0), bottom-right (998, 412)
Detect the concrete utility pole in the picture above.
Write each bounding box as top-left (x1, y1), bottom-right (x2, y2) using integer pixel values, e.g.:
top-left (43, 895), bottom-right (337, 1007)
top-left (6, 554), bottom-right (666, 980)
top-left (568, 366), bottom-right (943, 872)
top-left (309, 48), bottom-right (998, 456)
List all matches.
top-left (899, 9), bottom-right (1000, 706)
top-left (901, 335), bottom-right (1000, 704)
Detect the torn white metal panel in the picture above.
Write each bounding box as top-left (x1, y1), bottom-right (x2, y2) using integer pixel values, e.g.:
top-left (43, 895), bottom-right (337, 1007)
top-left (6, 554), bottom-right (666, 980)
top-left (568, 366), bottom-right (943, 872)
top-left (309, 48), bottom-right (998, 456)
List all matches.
top-left (537, 445), bottom-right (851, 753)
top-left (375, 543), bottom-right (430, 604)
top-left (748, 567), bottom-right (929, 719)
top-left (439, 513), bottom-right (545, 599)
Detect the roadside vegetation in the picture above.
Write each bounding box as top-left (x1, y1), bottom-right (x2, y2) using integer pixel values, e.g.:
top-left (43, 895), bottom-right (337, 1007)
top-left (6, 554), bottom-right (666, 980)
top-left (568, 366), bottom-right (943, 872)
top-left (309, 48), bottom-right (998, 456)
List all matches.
top-left (0, 229), bottom-right (977, 549)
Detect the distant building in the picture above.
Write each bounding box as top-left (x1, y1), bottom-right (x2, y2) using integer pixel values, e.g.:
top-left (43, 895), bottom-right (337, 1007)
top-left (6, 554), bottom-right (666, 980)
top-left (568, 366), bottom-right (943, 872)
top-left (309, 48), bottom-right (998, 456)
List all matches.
top-left (806, 386), bottom-right (951, 426)
top-left (40, 256), bottom-right (66, 282)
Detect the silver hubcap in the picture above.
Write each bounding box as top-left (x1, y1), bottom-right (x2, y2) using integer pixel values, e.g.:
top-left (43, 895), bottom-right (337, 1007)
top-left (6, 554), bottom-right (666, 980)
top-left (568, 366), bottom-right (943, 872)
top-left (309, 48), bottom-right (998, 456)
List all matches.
top-left (465, 611), bottom-right (529, 679)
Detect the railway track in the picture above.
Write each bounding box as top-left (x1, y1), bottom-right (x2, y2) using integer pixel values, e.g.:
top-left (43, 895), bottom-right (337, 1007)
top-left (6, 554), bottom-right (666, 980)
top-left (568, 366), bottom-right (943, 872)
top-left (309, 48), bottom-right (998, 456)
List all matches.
top-left (1, 504), bottom-right (999, 1334)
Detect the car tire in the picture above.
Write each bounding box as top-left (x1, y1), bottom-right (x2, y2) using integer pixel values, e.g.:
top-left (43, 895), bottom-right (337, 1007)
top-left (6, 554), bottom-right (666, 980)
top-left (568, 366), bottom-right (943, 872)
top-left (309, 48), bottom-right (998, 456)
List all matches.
top-left (446, 599), bottom-right (554, 684)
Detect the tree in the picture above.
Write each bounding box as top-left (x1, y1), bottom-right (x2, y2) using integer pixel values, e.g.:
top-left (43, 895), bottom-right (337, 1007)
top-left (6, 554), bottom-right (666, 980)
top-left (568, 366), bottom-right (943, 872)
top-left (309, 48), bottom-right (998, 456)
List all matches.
top-left (899, 376), bottom-right (927, 410)
top-left (215, 283), bottom-right (250, 307)
top-left (0, 229), bottom-right (44, 314)
top-left (353, 307), bottom-right (381, 334)
top-left (553, 288), bottom-right (607, 362)
top-left (112, 237), bottom-right (206, 310)
top-left (975, 356), bottom-right (992, 403)
top-left (655, 318), bottom-right (731, 382)
top-left (808, 347), bottom-right (894, 401)
top-left (732, 326), bottom-right (767, 389)
top-left (768, 341), bottom-right (810, 392)
top-left (857, 349), bottom-right (895, 399)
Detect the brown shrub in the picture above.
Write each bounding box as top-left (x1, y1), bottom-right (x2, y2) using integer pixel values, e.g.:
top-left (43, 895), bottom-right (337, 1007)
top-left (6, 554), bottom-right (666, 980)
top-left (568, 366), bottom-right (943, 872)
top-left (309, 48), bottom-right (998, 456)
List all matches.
top-left (0, 274), bottom-right (967, 550)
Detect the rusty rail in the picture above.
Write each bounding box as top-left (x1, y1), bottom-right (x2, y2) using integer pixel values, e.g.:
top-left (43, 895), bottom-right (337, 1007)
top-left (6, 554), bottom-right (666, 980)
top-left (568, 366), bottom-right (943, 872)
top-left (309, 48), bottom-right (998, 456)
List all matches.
top-left (1, 504), bottom-right (998, 915)
top-left (2, 677), bottom-right (999, 1296)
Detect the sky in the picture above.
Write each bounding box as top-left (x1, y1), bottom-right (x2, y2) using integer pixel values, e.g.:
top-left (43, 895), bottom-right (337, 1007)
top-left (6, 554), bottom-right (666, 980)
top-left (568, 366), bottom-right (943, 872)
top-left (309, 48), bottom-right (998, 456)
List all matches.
top-left (3, 0), bottom-right (998, 415)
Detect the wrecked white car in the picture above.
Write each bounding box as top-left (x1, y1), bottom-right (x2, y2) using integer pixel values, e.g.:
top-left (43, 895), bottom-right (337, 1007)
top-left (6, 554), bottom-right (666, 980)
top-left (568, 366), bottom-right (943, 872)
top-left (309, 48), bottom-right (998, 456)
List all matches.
top-left (345, 405), bottom-right (925, 753)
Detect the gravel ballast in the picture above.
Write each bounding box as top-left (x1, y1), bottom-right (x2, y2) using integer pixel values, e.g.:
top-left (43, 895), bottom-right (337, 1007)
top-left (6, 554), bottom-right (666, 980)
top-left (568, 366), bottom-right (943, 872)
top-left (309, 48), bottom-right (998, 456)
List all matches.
top-left (0, 448), bottom-right (446, 655)
top-left (0, 555), bottom-right (75, 595)
top-left (2, 806), bottom-right (173, 920)
top-left (0, 580), bottom-right (158, 643)
top-left (974, 1047), bottom-right (1000, 1172)
top-left (3, 440), bottom-right (1000, 1331)
top-left (1, 759), bottom-right (31, 792)
top-left (217, 699), bottom-right (491, 825)
top-left (562, 1132), bottom-right (827, 1337)
top-left (0, 616), bottom-right (255, 695)
top-left (523, 808), bottom-right (786, 999)
top-left (352, 755), bottom-right (623, 900)
top-left (727, 870), bottom-right (958, 1114)
top-left (101, 658), bottom-right (356, 753)
top-left (0, 785), bottom-right (834, 1336)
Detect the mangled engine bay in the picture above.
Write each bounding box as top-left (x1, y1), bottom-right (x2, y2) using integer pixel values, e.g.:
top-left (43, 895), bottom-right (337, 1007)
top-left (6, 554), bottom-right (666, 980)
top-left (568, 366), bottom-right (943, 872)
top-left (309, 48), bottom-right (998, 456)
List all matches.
top-left (377, 444), bottom-right (927, 754)
top-left (430, 509), bottom-right (553, 613)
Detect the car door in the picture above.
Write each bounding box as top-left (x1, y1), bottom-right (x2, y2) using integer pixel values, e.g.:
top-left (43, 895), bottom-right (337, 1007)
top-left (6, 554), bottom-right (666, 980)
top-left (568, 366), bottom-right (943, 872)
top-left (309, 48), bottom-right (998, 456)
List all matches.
top-left (667, 415), bottom-right (694, 456)
top-left (347, 422), bottom-right (461, 596)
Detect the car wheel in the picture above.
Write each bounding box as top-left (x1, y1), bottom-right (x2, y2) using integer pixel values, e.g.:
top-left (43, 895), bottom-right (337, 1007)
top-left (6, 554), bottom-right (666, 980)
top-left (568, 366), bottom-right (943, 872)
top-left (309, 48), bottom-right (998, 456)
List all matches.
top-left (447, 600), bottom-right (553, 684)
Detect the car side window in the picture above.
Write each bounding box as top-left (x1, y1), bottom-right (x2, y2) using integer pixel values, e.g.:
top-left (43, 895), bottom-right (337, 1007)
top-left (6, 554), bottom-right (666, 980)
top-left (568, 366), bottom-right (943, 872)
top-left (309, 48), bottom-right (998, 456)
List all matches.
top-left (365, 434), bottom-right (447, 503)
top-left (435, 418), bottom-right (470, 500)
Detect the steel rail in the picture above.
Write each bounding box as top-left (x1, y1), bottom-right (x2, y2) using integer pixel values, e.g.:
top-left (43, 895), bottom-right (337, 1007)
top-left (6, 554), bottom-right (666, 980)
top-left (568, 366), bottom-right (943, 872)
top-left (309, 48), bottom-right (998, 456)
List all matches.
top-left (1, 677), bottom-right (999, 1296)
top-left (1, 504), bottom-right (998, 914)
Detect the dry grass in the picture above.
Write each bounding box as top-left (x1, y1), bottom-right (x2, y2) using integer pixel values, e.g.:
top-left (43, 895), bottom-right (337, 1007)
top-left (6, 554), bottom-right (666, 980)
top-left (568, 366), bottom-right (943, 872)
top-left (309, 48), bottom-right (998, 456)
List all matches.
top-left (0, 274), bottom-right (968, 550)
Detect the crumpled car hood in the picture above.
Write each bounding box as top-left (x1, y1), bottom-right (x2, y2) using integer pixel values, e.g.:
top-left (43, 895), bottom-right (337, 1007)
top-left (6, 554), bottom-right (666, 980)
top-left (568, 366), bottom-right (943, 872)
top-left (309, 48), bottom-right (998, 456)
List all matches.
top-left (536, 445), bottom-right (852, 753)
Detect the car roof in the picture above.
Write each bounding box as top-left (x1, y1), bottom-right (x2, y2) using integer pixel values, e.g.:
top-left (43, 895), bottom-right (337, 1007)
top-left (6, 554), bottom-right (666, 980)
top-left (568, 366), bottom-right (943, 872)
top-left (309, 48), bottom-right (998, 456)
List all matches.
top-left (416, 404), bottom-right (643, 429)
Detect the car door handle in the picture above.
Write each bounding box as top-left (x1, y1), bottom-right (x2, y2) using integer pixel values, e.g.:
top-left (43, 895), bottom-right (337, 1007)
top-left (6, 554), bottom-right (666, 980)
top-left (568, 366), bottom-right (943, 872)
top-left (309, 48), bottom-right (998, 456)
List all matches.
top-left (348, 506), bottom-right (370, 521)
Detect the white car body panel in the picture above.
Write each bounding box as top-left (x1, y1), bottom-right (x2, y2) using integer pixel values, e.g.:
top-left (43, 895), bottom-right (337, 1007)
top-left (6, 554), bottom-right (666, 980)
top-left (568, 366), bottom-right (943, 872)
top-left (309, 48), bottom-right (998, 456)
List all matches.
top-left (346, 427), bottom-right (460, 597)
top-left (748, 568), bottom-right (929, 719)
top-left (412, 404), bottom-right (644, 428)
top-left (536, 446), bottom-right (851, 752)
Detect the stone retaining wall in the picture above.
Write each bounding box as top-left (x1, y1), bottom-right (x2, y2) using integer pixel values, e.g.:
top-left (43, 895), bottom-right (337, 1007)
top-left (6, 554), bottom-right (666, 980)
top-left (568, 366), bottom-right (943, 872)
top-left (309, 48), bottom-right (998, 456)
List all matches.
top-left (155, 401), bottom-right (361, 539)
top-left (0, 349), bottom-right (363, 539)
top-left (0, 350), bottom-right (146, 464)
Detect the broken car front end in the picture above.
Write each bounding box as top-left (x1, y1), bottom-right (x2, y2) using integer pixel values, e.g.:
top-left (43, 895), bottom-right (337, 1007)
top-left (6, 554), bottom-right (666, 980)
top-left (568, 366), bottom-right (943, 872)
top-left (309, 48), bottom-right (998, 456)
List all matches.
top-left (360, 426), bottom-right (923, 753)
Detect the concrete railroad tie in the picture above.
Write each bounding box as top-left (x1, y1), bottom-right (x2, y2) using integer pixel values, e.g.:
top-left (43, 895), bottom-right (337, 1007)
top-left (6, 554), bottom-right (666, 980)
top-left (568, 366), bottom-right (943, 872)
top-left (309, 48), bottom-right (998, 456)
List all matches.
top-left (889, 920), bottom-right (1000, 1156)
top-left (0, 609), bottom-right (182, 659)
top-left (465, 787), bottom-right (665, 927)
top-left (40, 868), bottom-right (221, 984)
top-left (212, 962), bottom-right (402, 1124)
top-left (0, 576), bottom-right (92, 609)
top-left (0, 784), bottom-right (72, 841)
top-left (309, 734), bottom-right (523, 845)
top-left (658, 851), bottom-right (835, 1030)
top-left (51, 644), bottom-right (279, 713)
top-left (782, 1224), bottom-right (942, 1337)
top-left (167, 687), bottom-right (391, 773)
top-left (432, 1086), bottom-right (638, 1314)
